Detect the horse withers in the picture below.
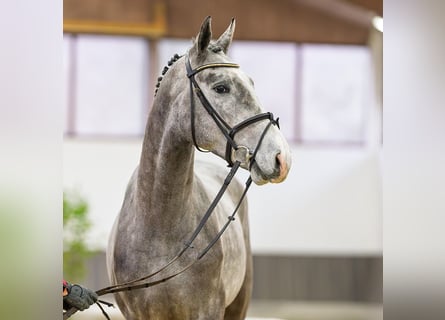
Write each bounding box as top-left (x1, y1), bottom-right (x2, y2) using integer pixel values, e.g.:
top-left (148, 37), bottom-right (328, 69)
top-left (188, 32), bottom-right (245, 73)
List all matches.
top-left (107, 16), bottom-right (291, 319)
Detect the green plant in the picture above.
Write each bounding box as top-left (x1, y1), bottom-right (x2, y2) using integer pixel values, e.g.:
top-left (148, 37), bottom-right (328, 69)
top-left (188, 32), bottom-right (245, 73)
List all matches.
top-left (63, 190), bottom-right (94, 283)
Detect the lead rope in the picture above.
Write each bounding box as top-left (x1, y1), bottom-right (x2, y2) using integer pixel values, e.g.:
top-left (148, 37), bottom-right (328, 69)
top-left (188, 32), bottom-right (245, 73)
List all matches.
top-left (95, 300), bottom-right (113, 320)
top-left (63, 162), bottom-right (247, 320)
top-left (88, 117), bottom-right (276, 302)
top-left (97, 112), bottom-right (271, 295)
top-left (94, 161), bottom-right (241, 295)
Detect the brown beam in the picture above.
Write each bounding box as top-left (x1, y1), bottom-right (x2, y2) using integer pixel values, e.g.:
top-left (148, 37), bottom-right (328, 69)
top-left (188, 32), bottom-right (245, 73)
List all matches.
top-left (64, 0), bottom-right (166, 37)
top-left (164, 0), bottom-right (370, 44)
top-left (293, 0), bottom-right (376, 28)
top-left (63, 0), bottom-right (380, 44)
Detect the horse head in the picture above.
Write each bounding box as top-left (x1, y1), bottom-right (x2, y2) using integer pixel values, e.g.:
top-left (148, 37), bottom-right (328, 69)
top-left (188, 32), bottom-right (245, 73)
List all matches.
top-left (160, 16), bottom-right (291, 185)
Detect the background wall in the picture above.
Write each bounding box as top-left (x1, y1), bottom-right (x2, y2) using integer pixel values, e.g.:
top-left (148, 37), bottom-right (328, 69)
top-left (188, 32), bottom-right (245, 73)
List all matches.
top-left (62, 0), bottom-right (383, 304)
top-left (63, 141), bottom-right (381, 255)
top-left (63, 139), bottom-right (382, 302)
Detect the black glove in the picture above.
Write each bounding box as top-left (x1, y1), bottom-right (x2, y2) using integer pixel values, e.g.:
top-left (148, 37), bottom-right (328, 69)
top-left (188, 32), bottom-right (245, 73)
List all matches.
top-left (63, 283), bottom-right (98, 311)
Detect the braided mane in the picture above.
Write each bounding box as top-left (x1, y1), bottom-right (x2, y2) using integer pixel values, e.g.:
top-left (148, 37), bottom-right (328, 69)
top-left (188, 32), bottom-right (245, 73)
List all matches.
top-left (154, 53), bottom-right (182, 96)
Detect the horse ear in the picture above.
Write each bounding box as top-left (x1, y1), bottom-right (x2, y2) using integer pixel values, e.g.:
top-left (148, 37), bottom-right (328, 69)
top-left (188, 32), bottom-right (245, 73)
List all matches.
top-left (195, 16), bottom-right (212, 55)
top-left (215, 18), bottom-right (236, 54)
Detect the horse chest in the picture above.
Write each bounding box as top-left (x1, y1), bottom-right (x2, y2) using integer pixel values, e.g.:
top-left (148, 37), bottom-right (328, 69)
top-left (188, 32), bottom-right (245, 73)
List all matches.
top-left (195, 176), bottom-right (248, 306)
top-left (217, 214), bottom-right (247, 305)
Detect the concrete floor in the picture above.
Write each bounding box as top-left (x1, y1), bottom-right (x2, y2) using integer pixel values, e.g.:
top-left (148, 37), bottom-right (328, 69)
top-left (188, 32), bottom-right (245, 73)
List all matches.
top-left (69, 299), bottom-right (382, 320)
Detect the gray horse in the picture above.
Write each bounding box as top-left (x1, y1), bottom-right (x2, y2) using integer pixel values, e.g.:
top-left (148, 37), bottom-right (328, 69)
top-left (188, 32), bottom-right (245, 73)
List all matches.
top-left (107, 16), bottom-right (291, 319)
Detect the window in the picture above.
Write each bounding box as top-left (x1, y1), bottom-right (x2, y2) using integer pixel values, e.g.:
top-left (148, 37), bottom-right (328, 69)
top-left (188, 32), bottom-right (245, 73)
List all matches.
top-left (64, 36), bottom-right (375, 146)
top-left (300, 45), bottom-right (372, 145)
top-left (64, 35), bottom-right (149, 136)
top-left (230, 41), bottom-right (299, 141)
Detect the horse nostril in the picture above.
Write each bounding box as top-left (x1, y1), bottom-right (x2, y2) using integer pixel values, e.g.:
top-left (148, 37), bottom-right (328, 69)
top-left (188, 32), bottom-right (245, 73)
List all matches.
top-left (271, 152), bottom-right (288, 183)
top-left (275, 153), bottom-right (282, 172)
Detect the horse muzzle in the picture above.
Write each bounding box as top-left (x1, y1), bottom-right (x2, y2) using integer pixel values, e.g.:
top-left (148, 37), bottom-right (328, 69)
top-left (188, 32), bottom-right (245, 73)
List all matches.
top-left (249, 152), bottom-right (290, 185)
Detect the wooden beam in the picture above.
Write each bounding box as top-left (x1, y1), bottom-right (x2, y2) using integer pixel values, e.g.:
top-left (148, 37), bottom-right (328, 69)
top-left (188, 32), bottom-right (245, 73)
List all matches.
top-left (293, 0), bottom-right (376, 28)
top-left (63, 0), bottom-right (166, 38)
top-left (164, 0), bottom-right (370, 44)
top-left (344, 0), bottom-right (383, 17)
top-left (63, 0), bottom-right (380, 44)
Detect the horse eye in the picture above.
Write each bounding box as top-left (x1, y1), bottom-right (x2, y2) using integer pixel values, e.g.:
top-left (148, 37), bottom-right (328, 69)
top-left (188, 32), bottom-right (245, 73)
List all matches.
top-left (213, 85), bottom-right (230, 94)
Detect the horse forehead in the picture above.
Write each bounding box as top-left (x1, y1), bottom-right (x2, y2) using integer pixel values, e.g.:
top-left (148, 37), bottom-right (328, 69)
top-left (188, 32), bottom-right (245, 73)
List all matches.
top-left (201, 68), bottom-right (253, 89)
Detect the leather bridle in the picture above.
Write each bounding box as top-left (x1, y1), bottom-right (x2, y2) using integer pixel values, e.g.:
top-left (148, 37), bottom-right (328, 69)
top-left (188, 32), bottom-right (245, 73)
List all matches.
top-left (185, 54), bottom-right (280, 168)
top-left (64, 53), bottom-right (282, 320)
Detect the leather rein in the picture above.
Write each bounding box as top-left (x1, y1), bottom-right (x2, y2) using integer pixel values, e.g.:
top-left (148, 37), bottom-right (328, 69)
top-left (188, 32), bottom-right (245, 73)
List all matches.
top-left (63, 54), bottom-right (280, 319)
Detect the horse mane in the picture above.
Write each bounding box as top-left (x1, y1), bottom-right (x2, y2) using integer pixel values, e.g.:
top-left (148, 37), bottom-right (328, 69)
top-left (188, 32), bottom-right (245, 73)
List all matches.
top-left (154, 53), bottom-right (182, 96)
top-left (154, 43), bottom-right (224, 96)
top-left (208, 43), bottom-right (223, 53)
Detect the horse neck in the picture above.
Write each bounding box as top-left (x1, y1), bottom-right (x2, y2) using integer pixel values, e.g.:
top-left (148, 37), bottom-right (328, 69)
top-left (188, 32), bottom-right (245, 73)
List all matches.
top-left (136, 95), bottom-right (194, 224)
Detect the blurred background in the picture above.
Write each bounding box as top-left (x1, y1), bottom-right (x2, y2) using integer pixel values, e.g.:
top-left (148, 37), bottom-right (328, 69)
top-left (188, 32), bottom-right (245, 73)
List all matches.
top-left (62, 0), bottom-right (382, 319)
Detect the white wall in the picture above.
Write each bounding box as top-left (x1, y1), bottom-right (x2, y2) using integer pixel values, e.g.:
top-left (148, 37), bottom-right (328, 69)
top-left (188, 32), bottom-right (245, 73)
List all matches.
top-left (63, 139), bottom-right (381, 255)
top-left (247, 146), bottom-right (381, 255)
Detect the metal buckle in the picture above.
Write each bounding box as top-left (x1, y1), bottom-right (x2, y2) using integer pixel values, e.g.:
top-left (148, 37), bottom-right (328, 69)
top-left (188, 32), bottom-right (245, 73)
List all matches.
top-left (231, 146), bottom-right (252, 166)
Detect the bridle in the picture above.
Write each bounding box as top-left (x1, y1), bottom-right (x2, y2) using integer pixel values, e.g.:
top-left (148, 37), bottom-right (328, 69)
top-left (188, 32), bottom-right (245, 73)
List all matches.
top-left (64, 53), bottom-right (282, 320)
top-left (185, 54), bottom-right (280, 168)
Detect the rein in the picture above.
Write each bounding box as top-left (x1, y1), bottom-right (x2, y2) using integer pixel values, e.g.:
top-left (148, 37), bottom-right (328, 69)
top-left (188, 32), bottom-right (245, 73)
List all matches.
top-left (64, 53), bottom-right (280, 319)
top-left (64, 163), bottom-right (250, 320)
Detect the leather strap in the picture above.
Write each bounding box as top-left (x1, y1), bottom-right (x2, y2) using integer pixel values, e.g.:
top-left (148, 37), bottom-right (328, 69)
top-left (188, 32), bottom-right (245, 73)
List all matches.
top-left (64, 161), bottom-right (249, 319)
top-left (186, 56), bottom-right (239, 154)
top-left (185, 55), bottom-right (280, 167)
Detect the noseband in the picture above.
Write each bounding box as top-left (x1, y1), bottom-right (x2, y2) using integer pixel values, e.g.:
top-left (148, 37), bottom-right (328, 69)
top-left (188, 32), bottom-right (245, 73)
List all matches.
top-left (185, 54), bottom-right (280, 167)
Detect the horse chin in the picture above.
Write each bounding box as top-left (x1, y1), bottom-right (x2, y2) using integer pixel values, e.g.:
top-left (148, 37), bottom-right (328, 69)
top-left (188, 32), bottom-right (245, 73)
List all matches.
top-left (250, 159), bottom-right (290, 185)
top-left (249, 164), bottom-right (270, 186)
